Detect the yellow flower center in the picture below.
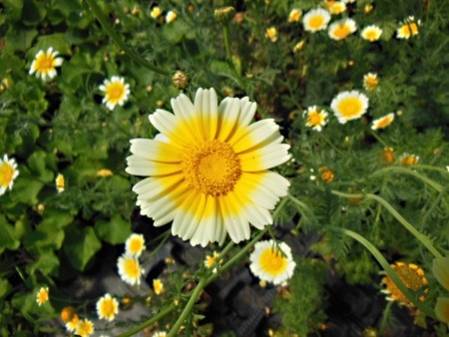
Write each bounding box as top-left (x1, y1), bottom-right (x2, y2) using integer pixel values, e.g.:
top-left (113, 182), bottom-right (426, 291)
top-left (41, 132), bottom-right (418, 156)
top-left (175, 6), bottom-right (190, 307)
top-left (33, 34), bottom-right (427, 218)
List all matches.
top-left (309, 15), bottom-right (325, 30)
top-left (124, 258), bottom-right (140, 278)
top-left (259, 247), bottom-right (288, 277)
top-left (364, 76), bottom-right (378, 89)
top-left (77, 320), bottom-right (94, 336)
top-left (106, 82), bottom-right (125, 101)
top-left (36, 54), bottom-right (54, 72)
top-left (37, 289), bottom-right (49, 304)
top-left (100, 299), bottom-right (116, 317)
top-left (129, 239), bottom-right (143, 253)
top-left (0, 162), bottom-right (14, 188)
top-left (308, 111), bottom-right (323, 126)
top-left (365, 29), bottom-right (379, 41)
top-left (182, 140), bottom-right (241, 196)
top-left (376, 116), bottom-right (393, 129)
top-left (332, 24), bottom-right (351, 39)
top-left (337, 96), bottom-right (363, 118)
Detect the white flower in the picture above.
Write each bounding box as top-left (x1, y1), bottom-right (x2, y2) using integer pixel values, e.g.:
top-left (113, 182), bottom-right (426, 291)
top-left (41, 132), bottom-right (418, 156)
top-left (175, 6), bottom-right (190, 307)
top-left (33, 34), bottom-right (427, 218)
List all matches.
top-left (96, 293), bottom-right (119, 321)
top-left (29, 47), bottom-right (63, 80)
top-left (165, 10), bottom-right (177, 23)
top-left (328, 18), bottom-right (357, 40)
top-left (249, 240), bottom-right (296, 285)
top-left (361, 25), bottom-right (383, 42)
top-left (304, 106), bottom-right (328, 131)
top-left (331, 90), bottom-right (369, 124)
top-left (117, 254), bottom-right (144, 286)
top-left (397, 16), bottom-right (420, 39)
top-left (0, 154), bottom-right (19, 196)
top-left (371, 113), bottom-right (395, 130)
top-left (99, 76), bottom-right (130, 110)
top-left (125, 233), bottom-right (146, 257)
top-left (303, 8), bottom-right (331, 33)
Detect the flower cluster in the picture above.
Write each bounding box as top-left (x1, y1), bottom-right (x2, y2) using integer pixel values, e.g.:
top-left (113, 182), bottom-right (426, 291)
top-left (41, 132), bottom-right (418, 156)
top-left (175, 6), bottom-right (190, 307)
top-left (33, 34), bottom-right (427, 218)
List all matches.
top-left (117, 233), bottom-right (146, 286)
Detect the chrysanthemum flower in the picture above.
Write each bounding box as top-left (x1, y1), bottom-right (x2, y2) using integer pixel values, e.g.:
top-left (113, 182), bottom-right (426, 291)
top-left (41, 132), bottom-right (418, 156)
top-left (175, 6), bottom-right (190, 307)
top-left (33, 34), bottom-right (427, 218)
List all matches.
top-left (153, 278), bottom-right (164, 295)
top-left (165, 10), bottom-right (177, 23)
top-left (399, 153), bottom-right (419, 166)
top-left (117, 254), bottom-right (144, 286)
top-left (96, 293), bottom-right (119, 321)
top-left (204, 251), bottom-right (221, 269)
top-left (381, 261), bottom-right (428, 307)
top-left (249, 240), bottom-right (295, 285)
top-left (364, 3), bottom-right (374, 14)
top-left (55, 173), bottom-right (65, 193)
top-left (331, 90), bottom-right (369, 124)
top-left (435, 297), bottom-right (449, 324)
top-left (397, 16), bottom-right (420, 39)
top-left (150, 6), bottom-right (162, 19)
top-left (99, 76), bottom-right (130, 111)
top-left (0, 155), bottom-right (19, 196)
top-left (304, 106), bottom-right (328, 131)
top-left (36, 287), bottom-right (49, 306)
top-left (363, 72), bottom-right (379, 91)
top-left (326, 1), bottom-right (346, 15)
top-left (265, 26), bottom-right (278, 42)
top-left (152, 332), bottom-right (167, 337)
top-left (361, 25), bottom-right (382, 42)
top-left (382, 147), bottom-right (395, 164)
top-left (75, 318), bottom-right (95, 337)
top-left (328, 18), bottom-right (357, 41)
top-left (303, 8), bottom-right (331, 33)
top-left (433, 256), bottom-right (449, 291)
top-left (66, 314), bottom-right (80, 332)
top-left (60, 306), bottom-right (76, 323)
top-left (319, 167), bottom-right (334, 183)
top-left (288, 8), bottom-right (302, 23)
top-left (125, 233), bottom-right (146, 257)
top-left (371, 113), bottom-right (395, 130)
top-left (29, 47), bottom-right (63, 81)
top-left (126, 88), bottom-right (290, 247)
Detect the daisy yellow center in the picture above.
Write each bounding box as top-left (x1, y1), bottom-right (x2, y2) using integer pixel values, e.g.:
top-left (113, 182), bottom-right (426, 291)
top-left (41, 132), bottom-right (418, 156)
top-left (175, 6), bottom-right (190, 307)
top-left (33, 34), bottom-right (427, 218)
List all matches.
top-left (365, 76), bottom-right (378, 89)
top-left (123, 259), bottom-right (140, 278)
top-left (308, 111), bottom-right (323, 126)
top-left (36, 54), bottom-right (54, 72)
top-left (106, 82), bottom-right (125, 101)
top-left (182, 140), bottom-right (241, 196)
top-left (77, 321), bottom-right (94, 335)
top-left (309, 15), bottom-right (325, 29)
top-left (365, 29), bottom-right (379, 41)
top-left (333, 24), bottom-right (351, 39)
top-left (337, 96), bottom-right (363, 118)
top-left (0, 162), bottom-right (14, 188)
top-left (129, 239), bottom-right (143, 253)
top-left (259, 248), bottom-right (288, 277)
top-left (376, 116), bottom-right (393, 129)
top-left (100, 299), bottom-right (116, 317)
top-left (37, 289), bottom-right (49, 304)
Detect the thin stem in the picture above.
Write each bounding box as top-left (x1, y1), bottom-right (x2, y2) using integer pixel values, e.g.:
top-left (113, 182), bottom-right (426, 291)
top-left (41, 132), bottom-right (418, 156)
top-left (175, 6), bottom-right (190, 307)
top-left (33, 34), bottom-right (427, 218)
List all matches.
top-left (84, 0), bottom-right (168, 76)
top-left (223, 25), bottom-right (232, 62)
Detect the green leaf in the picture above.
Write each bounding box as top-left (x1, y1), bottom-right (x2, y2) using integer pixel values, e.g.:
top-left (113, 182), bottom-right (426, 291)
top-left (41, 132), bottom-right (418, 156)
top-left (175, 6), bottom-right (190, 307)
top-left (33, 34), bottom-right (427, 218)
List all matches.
top-left (28, 251), bottom-right (60, 276)
top-left (4, 27), bottom-right (37, 51)
top-left (33, 33), bottom-right (72, 55)
top-left (95, 215), bottom-right (132, 245)
top-left (27, 151), bottom-right (54, 183)
top-left (0, 215), bottom-right (20, 253)
top-left (4, 0), bottom-right (23, 20)
top-left (63, 226), bottom-right (101, 271)
top-left (12, 176), bottom-right (44, 205)
top-left (0, 278), bottom-right (12, 300)
top-left (162, 20), bottom-right (192, 44)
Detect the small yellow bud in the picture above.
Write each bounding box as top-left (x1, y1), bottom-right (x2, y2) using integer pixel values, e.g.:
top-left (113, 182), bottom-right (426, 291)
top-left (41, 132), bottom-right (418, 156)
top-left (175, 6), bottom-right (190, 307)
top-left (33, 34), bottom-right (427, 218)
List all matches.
top-left (288, 8), bottom-right (302, 23)
top-left (150, 6), bottom-right (162, 19)
top-left (265, 26), bottom-right (278, 42)
top-left (172, 70), bottom-right (189, 89)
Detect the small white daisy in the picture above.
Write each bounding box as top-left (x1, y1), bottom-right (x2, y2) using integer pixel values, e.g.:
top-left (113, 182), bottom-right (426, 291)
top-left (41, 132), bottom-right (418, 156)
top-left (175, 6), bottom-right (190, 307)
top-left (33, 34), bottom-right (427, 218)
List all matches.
top-left (0, 154), bottom-right (19, 196)
top-left (397, 16), bottom-right (420, 39)
top-left (288, 8), bottom-right (302, 23)
top-left (363, 72), bottom-right (379, 91)
top-left (304, 106), bottom-right (328, 131)
top-left (331, 90), bottom-right (369, 124)
top-left (371, 113), bottom-right (395, 130)
top-left (249, 240), bottom-right (296, 285)
top-left (99, 76), bottom-right (130, 110)
top-left (117, 254), bottom-right (144, 286)
top-left (75, 318), bottom-right (95, 337)
top-left (361, 25), bottom-right (383, 42)
top-left (96, 293), bottom-right (119, 322)
top-left (125, 233), bottom-right (146, 257)
top-left (29, 47), bottom-right (63, 81)
top-left (165, 10), bottom-right (177, 23)
top-left (328, 18), bottom-right (357, 40)
top-left (303, 8), bottom-right (331, 33)
top-left (65, 315), bottom-right (80, 332)
top-left (36, 286), bottom-right (49, 306)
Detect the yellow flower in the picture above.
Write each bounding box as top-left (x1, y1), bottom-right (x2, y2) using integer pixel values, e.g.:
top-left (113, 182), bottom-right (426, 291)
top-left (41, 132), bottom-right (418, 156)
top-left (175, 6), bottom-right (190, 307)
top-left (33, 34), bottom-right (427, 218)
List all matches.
top-left (288, 8), bottom-right (302, 23)
top-left (96, 293), bottom-right (119, 321)
top-left (150, 6), bottom-right (162, 19)
top-left (303, 8), bottom-right (331, 33)
top-left (381, 261), bottom-right (428, 307)
top-left (328, 18), bottom-right (357, 41)
top-left (36, 287), bottom-right (49, 306)
top-left (29, 47), bottom-right (63, 80)
top-left (249, 240), bottom-right (296, 285)
top-left (397, 16), bottom-right (420, 39)
top-left (75, 318), bottom-right (95, 337)
top-left (292, 40), bottom-right (305, 53)
top-left (65, 314), bottom-right (80, 332)
top-left (382, 147), bottom-right (395, 164)
top-left (361, 25), bottom-right (382, 42)
top-left (363, 72), bottom-right (379, 91)
top-left (60, 306), bottom-right (76, 323)
top-left (165, 10), bottom-right (177, 23)
top-left (435, 297), bottom-right (449, 324)
top-left (399, 153), bottom-right (419, 166)
top-left (304, 106), bottom-right (328, 131)
top-left (99, 76), bottom-right (130, 111)
top-left (265, 26), bottom-right (278, 42)
top-left (331, 90), bottom-right (369, 124)
top-left (0, 154), bottom-right (19, 196)
top-left (117, 254), bottom-right (144, 286)
top-left (432, 256), bottom-right (449, 291)
top-left (364, 3), bottom-right (374, 14)
top-left (204, 251), bottom-right (220, 268)
top-left (326, 1), bottom-right (347, 15)
top-left (153, 278), bottom-right (164, 295)
top-left (125, 233), bottom-right (146, 257)
top-left (55, 173), bottom-right (65, 193)
top-left (320, 167), bottom-right (335, 183)
top-left (371, 113), bottom-right (395, 130)
top-left (96, 168), bottom-right (113, 177)
top-left (126, 88), bottom-right (290, 246)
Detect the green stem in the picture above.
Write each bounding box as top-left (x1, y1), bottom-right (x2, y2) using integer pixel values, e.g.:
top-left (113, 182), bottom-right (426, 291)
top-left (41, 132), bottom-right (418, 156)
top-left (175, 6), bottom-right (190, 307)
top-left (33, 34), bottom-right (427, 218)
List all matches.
top-left (84, 0), bottom-right (168, 76)
top-left (331, 190), bottom-right (443, 258)
top-left (117, 303), bottom-right (176, 337)
top-left (223, 25), bottom-right (232, 62)
top-left (333, 227), bottom-right (434, 318)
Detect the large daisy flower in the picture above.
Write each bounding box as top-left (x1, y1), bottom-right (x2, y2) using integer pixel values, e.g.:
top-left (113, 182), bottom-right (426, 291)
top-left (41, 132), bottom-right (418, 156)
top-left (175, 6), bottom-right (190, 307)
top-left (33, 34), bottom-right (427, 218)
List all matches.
top-left (331, 90), bottom-right (369, 124)
top-left (249, 240), bottom-right (296, 285)
top-left (126, 88), bottom-right (290, 247)
top-left (29, 47), bottom-right (63, 81)
top-left (302, 8), bottom-right (331, 33)
top-left (328, 18), bottom-right (357, 41)
top-left (96, 293), bottom-right (119, 321)
top-left (0, 154), bottom-right (19, 196)
top-left (99, 76), bottom-right (130, 110)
